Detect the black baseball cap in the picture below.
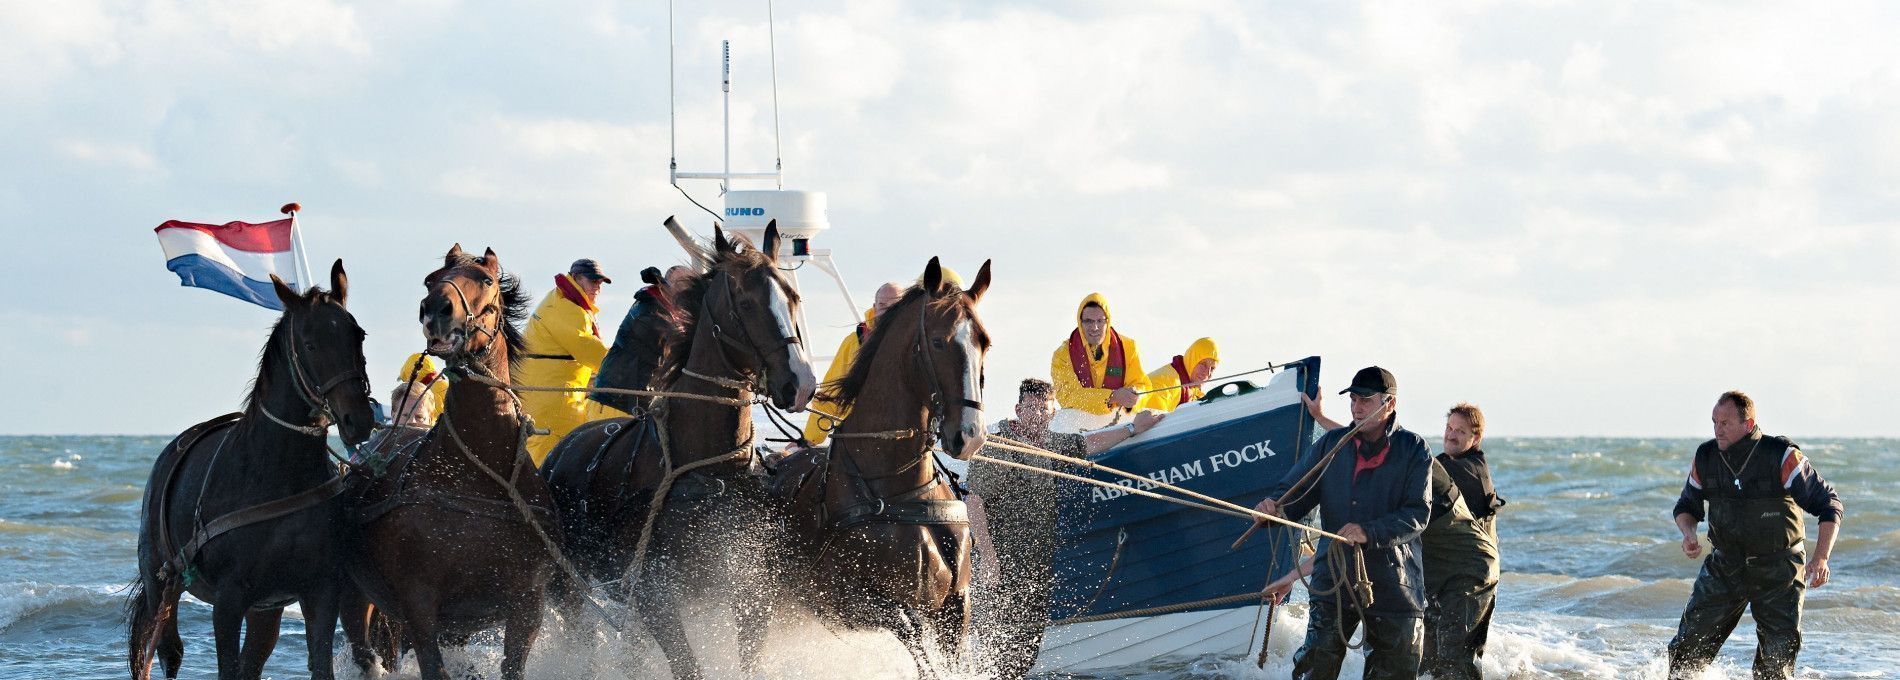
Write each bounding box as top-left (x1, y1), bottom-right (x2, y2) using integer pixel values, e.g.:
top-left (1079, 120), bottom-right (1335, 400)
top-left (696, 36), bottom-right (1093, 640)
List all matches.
top-left (1340, 366), bottom-right (1397, 396)
top-left (569, 259), bottom-right (612, 283)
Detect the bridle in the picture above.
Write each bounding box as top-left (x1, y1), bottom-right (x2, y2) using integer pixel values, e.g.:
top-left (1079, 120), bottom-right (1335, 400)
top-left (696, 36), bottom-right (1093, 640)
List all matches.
top-left (259, 304), bottom-right (370, 439)
top-left (434, 273), bottom-right (506, 366)
top-left (685, 268), bottom-right (803, 395)
top-left (909, 291), bottom-right (983, 446)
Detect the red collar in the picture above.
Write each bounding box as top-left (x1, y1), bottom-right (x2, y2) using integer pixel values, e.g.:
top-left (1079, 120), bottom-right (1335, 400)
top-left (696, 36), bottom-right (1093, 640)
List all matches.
top-left (554, 274), bottom-right (598, 313)
top-left (1352, 437), bottom-right (1391, 481)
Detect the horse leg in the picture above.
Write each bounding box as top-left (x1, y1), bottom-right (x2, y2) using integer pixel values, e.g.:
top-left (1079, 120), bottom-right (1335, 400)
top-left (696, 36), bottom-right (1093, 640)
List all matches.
top-left (500, 594), bottom-right (543, 680)
top-left (397, 596), bottom-right (448, 680)
top-left (210, 594), bottom-right (248, 680)
top-left (301, 582), bottom-right (343, 680)
top-left (338, 593), bottom-right (380, 676)
top-left (930, 591), bottom-right (973, 673)
top-left (637, 582), bottom-right (703, 680)
top-left (889, 605), bottom-right (939, 680)
top-left (238, 608), bottom-right (282, 680)
top-left (734, 572), bottom-right (777, 676)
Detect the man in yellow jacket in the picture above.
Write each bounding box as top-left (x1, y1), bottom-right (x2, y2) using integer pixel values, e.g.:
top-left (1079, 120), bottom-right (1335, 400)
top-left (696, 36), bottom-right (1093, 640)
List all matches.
top-left (1050, 293), bottom-right (1148, 416)
top-left (518, 259), bottom-right (613, 466)
top-left (803, 281), bottom-right (906, 446)
top-left (1140, 337), bottom-right (1219, 412)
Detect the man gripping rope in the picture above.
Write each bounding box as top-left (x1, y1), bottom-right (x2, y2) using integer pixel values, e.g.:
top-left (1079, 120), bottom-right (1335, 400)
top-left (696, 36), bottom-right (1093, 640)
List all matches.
top-left (1667, 390), bottom-right (1843, 679)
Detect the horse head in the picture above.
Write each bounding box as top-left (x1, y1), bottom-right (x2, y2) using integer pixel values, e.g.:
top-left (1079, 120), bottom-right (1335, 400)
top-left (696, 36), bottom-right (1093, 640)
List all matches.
top-left (267, 259), bottom-right (376, 446)
top-left (419, 244), bottom-right (523, 372)
top-left (912, 257), bottom-right (992, 460)
top-left (683, 220), bottom-right (817, 411)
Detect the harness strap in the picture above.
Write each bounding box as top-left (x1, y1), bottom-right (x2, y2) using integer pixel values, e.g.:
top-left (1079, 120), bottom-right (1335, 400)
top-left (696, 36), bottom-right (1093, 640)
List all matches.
top-left (520, 352), bottom-right (576, 361)
top-left (175, 475), bottom-right (349, 572)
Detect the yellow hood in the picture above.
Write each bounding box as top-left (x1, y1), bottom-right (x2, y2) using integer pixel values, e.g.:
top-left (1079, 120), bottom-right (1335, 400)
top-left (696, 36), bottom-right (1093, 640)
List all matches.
top-left (1075, 292), bottom-right (1112, 336)
top-left (1185, 337), bottom-right (1219, 371)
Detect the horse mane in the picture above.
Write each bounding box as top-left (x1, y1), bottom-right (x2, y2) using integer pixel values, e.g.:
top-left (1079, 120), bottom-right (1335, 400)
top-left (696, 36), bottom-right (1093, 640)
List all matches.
top-left (819, 282), bottom-right (987, 409)
top-left (240, 286), bottom-right (346, 426)
top-left (652, 242), bottom-right (797, 387)
top-left (439, 252), bottom-right (530, 368)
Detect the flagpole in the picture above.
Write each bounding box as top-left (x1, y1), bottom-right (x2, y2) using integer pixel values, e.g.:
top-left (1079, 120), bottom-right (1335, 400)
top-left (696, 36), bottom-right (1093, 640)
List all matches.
top-left (282, 202), bottom-right (314, 293)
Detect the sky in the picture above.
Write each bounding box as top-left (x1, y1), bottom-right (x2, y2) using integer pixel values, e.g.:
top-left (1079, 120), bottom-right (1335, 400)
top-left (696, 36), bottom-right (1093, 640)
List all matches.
top-left (2, 0), bottom-right (1897, 437)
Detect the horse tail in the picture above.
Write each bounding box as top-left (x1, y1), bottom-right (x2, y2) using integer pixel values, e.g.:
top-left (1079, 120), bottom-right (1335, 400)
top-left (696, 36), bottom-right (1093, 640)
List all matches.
top-left (124, 574), bottom-right (156, 680)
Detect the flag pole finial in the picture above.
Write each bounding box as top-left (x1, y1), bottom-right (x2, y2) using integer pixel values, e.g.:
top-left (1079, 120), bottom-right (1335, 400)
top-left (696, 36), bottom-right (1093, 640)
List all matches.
top-left (280, 202), bottom-right (301, 215)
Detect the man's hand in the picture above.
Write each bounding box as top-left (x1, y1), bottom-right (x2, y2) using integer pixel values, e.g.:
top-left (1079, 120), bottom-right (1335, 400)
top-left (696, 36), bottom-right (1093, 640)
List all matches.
top-left (1254, 498), bottom-right (1281, 518)
top-left (1681, 534), bottom-right (1702, 559)
top-left (1132, 410), bottom-right (1165, 435)
top-left (1338, 523), bottom-right (1368, 545)
top-left (1806, 557), bottom-right (1831, 588)
top-left (1263, 578), bottom-right (1294, 605)
top-left (1109, 386), bottom-right (1140, 409)
top-left (1302, 392), bottom-right (1324, 420)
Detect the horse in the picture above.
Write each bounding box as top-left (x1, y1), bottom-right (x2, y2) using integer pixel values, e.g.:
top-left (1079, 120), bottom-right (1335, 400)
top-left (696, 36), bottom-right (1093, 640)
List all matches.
top-left (345, 245), bottom-right (559, 680)
top-left (538, 220), bottom-right (815, 679)
top-left (769, 256), bottom-right (992, 677)
top-left (126, 261), bottom-right (376, 680)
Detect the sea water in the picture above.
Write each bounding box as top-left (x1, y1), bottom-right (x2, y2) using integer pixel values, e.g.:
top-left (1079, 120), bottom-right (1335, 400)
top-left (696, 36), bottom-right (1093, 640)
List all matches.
top-left (2, 435), bottom-right (1894, 678)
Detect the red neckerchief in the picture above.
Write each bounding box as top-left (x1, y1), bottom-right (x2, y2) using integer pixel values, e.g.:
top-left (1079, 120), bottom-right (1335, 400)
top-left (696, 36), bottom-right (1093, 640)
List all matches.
top-left (1170, 355), bottom-right (1194, 405)
top-left (553, 274), bottom-right (601, 337)
top-left (1353, 436), bottom-right (1392, 481)
top-left (1066, 328), bottom-right (1126, 389)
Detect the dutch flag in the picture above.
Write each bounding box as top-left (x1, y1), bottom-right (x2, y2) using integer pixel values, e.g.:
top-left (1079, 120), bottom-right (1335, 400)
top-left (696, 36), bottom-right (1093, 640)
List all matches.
top-left (154, 217), bottom-right (301, 311)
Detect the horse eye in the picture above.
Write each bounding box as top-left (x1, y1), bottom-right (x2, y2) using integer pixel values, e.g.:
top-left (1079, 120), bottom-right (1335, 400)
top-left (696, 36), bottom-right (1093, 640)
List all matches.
top-left (931, 338), bottom-right (946, 349)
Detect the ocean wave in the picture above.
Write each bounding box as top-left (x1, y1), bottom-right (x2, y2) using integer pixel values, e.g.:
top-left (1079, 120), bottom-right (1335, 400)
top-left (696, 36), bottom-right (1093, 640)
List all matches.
top-left (0, 581), bottom-right (125, 634)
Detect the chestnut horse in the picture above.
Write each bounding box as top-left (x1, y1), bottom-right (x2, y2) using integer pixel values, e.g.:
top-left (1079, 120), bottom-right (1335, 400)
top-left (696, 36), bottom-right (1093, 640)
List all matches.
top-left (539, 221), bottom-right (815, 679)
top-left (346, 245), bottom-right (557, 680)
top-left (127, 262), bottom-right (375, 680)
top-left (770, 257), bottom-right (991, 677)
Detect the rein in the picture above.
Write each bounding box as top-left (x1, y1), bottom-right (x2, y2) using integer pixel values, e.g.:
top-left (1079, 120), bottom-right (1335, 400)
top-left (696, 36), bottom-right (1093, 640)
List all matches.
top-left (259, 312), bottom-right (368, 443)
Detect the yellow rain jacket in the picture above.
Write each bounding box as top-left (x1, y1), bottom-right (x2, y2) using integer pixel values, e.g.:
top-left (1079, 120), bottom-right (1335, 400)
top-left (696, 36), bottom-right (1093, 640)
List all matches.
top-left (393, 352), bottom-right (447, 422)
top-left (1141, 337), bottom-right (1220, 412)
top-left (518, 274), bottom-right (611, 466)
top-left (804, 307), bottom-right (878, 446)
top-left (1049, 293), bottom-right (1147, 415)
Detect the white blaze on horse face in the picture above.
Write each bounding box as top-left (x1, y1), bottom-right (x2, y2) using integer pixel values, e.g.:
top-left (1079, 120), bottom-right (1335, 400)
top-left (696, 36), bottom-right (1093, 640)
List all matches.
top-left (953, 319), bottom-right (984, 456)
top-left (766, 280), bottom-right (816, 408)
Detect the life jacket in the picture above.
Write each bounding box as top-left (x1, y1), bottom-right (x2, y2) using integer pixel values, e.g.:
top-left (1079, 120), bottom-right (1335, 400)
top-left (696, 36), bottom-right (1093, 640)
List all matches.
top-left (1694, 432), bottom-right (1804, 557)
top-left (1065, 328), bottom-right (1127, 389)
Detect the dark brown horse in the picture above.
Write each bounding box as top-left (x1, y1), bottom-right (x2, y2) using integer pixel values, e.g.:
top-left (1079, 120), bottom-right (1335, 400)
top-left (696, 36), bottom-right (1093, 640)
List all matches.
top-left (539, 221), bottom-right (815, 679)
top-left (771, 257), bottom-right (992, 677)
top-left (346, 245), bottom-right (557, 680)
top-left (127, 262), bottom-right (376, 680)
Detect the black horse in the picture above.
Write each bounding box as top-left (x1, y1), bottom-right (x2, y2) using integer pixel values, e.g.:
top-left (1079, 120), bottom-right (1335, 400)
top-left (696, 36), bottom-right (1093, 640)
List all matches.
top-left (126, 262), bottom-right (375, 680)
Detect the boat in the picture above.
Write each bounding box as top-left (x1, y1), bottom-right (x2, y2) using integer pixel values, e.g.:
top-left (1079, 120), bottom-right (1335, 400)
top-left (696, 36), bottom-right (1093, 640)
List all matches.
top-left (1031, 358), bottom-right (1322, 674)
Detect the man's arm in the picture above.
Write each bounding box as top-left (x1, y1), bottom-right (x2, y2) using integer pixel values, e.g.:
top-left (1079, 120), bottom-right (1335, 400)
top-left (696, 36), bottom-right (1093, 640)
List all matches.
top-left (1081, 411), bottom-right (1165, 453)
top-left (1783, 447), bottom-right (1843, 587)
top-left (1359, 443), bottom-right (1431, 547)
top-left (1262, 435), bottom-right (1332, 521)
top-left (1672, 456), bottom-right (1707, 559)
top-left (1301, 393), bottom-right (1345, 432)
top-left (554, 307), bottom-right (611, 368)
top-left (1263, 555), bottom-right (1317, 603)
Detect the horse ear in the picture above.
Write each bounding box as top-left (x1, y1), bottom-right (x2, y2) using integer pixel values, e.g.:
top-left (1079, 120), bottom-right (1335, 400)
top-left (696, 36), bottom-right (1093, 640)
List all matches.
top-left (762, 220), bottom-right (781, 262)
top-left (480, 247), bottom-right (501, 275)
top-left (445, 243), bottom-right (465, 267)
top-left (713, 225), bottom-right (732, 254)
top-left (270, 274), bottom-right (302, 311)
top-left (330, 259), bottom-right (349, 306)
top-left (965, 259), bottom-right (992, 303)
top-left (922, 256), bottom-right (944, 295)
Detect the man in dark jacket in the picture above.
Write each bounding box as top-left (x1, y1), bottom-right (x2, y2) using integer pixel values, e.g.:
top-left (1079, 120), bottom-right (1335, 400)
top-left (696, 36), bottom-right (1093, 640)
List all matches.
top-left (1256, 366), bottom-right (1431, 680)
top-left (590, 265), bottom-right (690, 414)
top-left (1422, 402), bottom-right (1503, 679)
top-left (1667, 391), bottom-right (1842, 679)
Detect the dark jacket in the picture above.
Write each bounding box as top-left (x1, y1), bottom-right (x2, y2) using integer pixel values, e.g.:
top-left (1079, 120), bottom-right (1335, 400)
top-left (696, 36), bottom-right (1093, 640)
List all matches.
top-left (590, 283), bottom-right (676, 413)
top-left (1672, 428), bottom-right (1842, 557)
top-left (1269, 416), bottom-right (1433, 617)
top-left (1436, 448), bottom-right (1502, 520)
